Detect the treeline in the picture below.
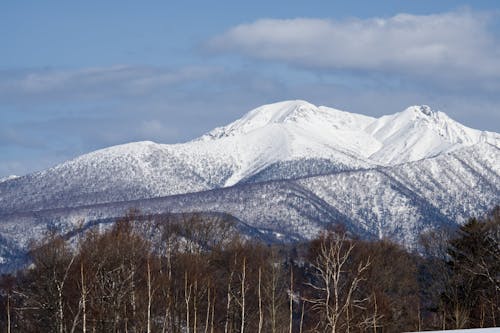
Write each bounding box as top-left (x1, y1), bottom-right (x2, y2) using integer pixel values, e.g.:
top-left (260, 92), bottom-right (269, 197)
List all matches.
top-left (0, 209), bottom-right (498, 332)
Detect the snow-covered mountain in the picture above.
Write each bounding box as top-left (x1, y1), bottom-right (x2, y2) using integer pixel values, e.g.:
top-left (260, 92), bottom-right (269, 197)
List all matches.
top-left (0, 175), bottom-right (18, 183)
top-left (365, 105), bottom-right (499, 164)
top-left (0, 100), bottom-right (499, 270)
top-left (1, 100), bottom-right (497, 214)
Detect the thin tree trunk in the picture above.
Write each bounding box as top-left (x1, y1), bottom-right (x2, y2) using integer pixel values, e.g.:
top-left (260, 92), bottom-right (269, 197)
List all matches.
top-left (299, 301), bottom-right (305, 333)
top-left (59, 287), bottom-right (65, 333)
top-left (346, 303), bottom-right (350, 333)
top-left (147, 257), bottom-right (152, 333)
top-left (162, 302), bottom-right (169, 333)
top-left (163, 241), bottom-right (173, 333)
top-left (194, 280), bottom-right (198, 333)
top-left (271, 264), bottom-right (277, 333)
top-left (205, 287), bottom-right (211, 333)
top-left (258, 267), bottom-right (263, 333)
top-left (210, 292), bottom-right (215, 333)
top-left (69, 300), bottom-right (83, 333)
top-left (6, 293), bottom-right (10, 333)
top-left (225, 264), bottom-right (235, 333)
top-left (185, 271), bottom-right (191, 333)
top-left (240, 257), bottom-right (246, 333)
top-left (289, 266), bottom-right (293, 333)
top-left (131, 264), bottom-right (137, 322)
top-left (81, 262), bottom-right (86, 333)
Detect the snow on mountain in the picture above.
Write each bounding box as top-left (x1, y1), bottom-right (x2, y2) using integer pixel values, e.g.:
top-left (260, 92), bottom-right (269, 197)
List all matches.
top-left (0, 100), bottom-right (499, 270)
top-left (299, 142), bottom-right (499, 243)
top-left (0, 141), bottom-right (229, 213)
top-left (201, 100), bottom-right (376, 153)
top-left (205, 101), bottom-right (499, 164)
top-left (0, 142), bottom-right (497, 271)
top-left (1, 100), bottom-right (497, 215)
top-left (0, 175), bottom-right (19, 183)
top-left (366, 105), bottom-right (500, 164)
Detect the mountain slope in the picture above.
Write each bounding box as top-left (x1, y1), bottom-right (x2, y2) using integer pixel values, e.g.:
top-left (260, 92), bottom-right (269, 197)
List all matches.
top-left (1, 142), bottom-right (497, 270)
top-left (0, 100), bottom-right (499, 271)
top-left (1, 100), bottom-right (498, 215)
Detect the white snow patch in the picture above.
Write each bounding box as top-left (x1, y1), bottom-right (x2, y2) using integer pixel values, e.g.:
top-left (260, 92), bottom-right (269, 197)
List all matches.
top-left (0, 175), bottom-right (19, 183)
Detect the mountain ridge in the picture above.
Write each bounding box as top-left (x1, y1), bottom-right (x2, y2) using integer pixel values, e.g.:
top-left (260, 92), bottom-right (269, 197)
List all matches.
top-left (1, 100), bottom-right (498, 215)
top-left (0, 100), bottom-right (499, 270)
top-left (0, 142), bottom-right (496, 250)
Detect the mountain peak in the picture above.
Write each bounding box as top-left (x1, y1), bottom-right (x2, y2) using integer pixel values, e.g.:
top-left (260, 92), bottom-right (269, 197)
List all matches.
top-left (196, 100), bottom-right (499, 166)
top-left (200, 100), bottom-right (320, 140)
top-left (199, 100), bottom-right (377, 141)
top-left (405, 105), bottom-right (434, 116)
top-left (364, 104), bottom-right (500, 164)
top-left (238, 99), bottom-right (319, 125)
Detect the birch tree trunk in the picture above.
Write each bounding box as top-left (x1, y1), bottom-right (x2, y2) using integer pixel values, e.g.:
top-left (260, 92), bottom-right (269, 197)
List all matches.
top-left (299, 301), bottom-right (305, 333)
top-left (81, 262), bottom-right (86, 333)
top-left (225, 264), bottom-right (235, 333)
top-left (57, 254), bottom-right (76, 333)
top-left (271, 263), bottom-right (278, 333)
top-left (258, 267), bottom-right (263, 333)
top-left (211, 291), bottom-right (216, 333)
top-left (194, 280), bottom-right (198, 333)
top-left (185, 271), bottom-right (192, 333)
top-left (58, 285), bottom-right (64, 333)
top-left (147, 257), bottom-right (152, 333)
top-left (205, 287), bottom-right (211, 333)
top-left (240, 257), bottom-right (246, 333)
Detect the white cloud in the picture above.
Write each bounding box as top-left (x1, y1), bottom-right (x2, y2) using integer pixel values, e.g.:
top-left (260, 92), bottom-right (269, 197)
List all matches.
top-left (0, 65), bottom-right (223, 101)
top-left (207, 11), bottom-right (500, 81)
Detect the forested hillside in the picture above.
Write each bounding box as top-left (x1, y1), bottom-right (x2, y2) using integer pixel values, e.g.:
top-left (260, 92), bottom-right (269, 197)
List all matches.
top-left (1, 208), bottom-right (498, 332)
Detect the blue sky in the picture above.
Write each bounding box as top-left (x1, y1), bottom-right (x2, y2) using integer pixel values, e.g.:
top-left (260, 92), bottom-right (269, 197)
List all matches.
top-left (1, 0), bottom-right (500, 177)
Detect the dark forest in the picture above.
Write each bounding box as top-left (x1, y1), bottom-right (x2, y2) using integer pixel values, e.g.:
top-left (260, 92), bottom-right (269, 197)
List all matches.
top-left (1, 208), bottom-right (498, 332)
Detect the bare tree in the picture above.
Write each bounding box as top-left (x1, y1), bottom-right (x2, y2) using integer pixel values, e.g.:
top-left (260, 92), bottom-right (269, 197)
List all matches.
top-left (306, 231), bottom-right (370, 333)
top-left (263, 248), bottom-right (287, 333)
